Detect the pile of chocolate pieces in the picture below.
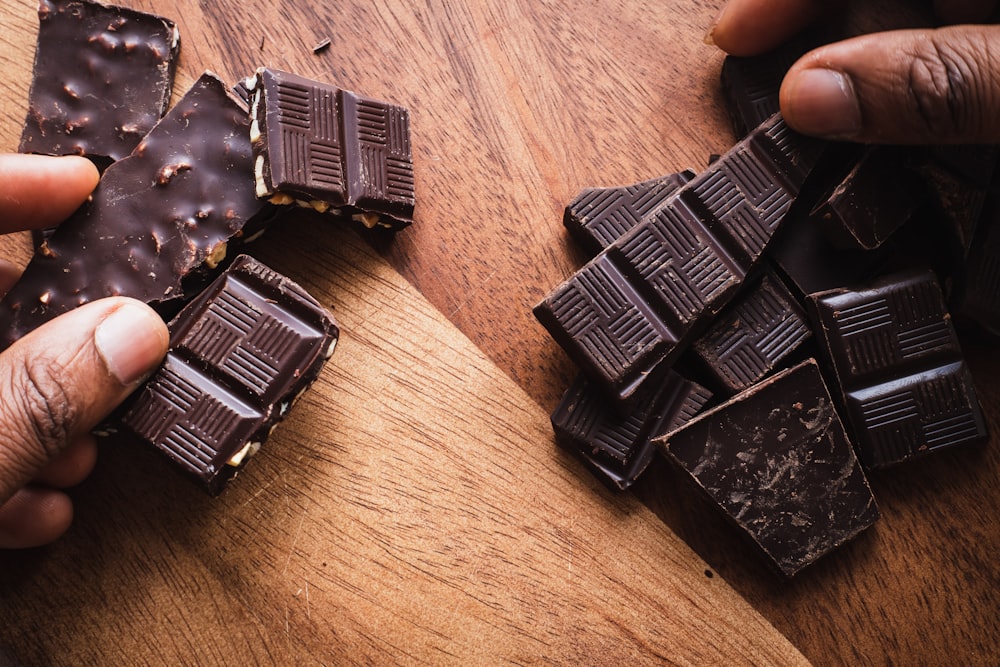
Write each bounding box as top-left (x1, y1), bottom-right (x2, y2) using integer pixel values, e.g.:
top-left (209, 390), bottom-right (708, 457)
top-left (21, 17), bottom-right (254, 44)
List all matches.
top-left (535, 37), bottom-right (995, 577)
top-left (0, 0), bottom-right (415, 494)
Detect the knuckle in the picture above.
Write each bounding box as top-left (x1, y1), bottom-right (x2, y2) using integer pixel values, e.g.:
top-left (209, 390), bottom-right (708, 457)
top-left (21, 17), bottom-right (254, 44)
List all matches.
top-left (905, 35), bottom-right (982, 138)
top-left (14, 355), bottom-right (80, 461)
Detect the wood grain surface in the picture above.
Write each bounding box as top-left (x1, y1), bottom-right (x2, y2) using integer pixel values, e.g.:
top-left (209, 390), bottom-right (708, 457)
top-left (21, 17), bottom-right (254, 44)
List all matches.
top-left (0, 0), bottom-right (997, 664)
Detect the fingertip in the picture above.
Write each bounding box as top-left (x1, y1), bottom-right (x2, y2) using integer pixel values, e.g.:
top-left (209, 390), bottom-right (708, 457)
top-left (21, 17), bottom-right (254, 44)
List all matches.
top-left (94, 298), bottom-right (170, 388)
top-left (779, 64), bottom-right (863, 140)
top-left (0, 154), bottom-right (100, 233)
top-left (709, 0), bottom-right (832, 56)
top-left (0, 486), bottom-right (74, 549)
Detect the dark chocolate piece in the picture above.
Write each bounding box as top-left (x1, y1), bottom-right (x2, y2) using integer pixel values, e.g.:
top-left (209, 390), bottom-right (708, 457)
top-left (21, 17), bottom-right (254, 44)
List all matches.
top-left (249, 67), bottom-right (415, 230)
top-left (551, 371), bottom-right (712, 490)
top-left (720, 36), bottom-right (817, 137)
top-left (0, 73), bottom-right (280, 349)
top-left (534, 114), bottom-right (826, 408)
top-left (657, 359), bottom-right (879, 577)
top-left (19, 0), bottom-right (180, 167)
top-left (690, 270), bottom-right (810, 394)
top-left (809, 270), bottom-right (987, 468)
top-left (563, 170), bottom-right (695, 256)
top-left (117, 255), bottom-right (338, 494)
top-left (769, 214), bottom-right (894, 299)
top-left (809, 147), bottom-right (925, 250)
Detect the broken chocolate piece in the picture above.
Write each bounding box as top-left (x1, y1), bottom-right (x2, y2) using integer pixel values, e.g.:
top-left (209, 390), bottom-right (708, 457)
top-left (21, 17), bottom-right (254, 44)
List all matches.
top-left (551, 371), bottom-right (712, 490)
top-left (534, 114), bottom-right (826, 408)
top-left (117, 255), bottom-right (338, 494)
top-left (809, 147), bottom-right (925, 250)
top-left (657, 359), bottom-right (879, 577)
top-left (690, 270), bottom-right (811, 394)
top-left (563, 171), bottom-right (695, 256)
top-left (19, 0), bottom-right (180, 167)
top-left (249, 67), bottom-right (415, 229)
top-left (809, 269), bottom-right (988, 468)
top-left (0, 72), bottom-right (280, 349)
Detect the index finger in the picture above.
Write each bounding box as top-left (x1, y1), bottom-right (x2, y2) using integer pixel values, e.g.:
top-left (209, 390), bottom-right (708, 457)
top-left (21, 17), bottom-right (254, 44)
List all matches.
top-left (709, 0), bottom-right (846, 56)
top-left (0, 154), bottom-right (99, 234)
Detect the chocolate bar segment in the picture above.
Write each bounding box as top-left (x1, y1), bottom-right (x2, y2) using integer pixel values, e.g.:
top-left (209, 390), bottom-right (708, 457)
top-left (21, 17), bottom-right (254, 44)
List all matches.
top-left (563, 171), bottom-right (695, 255)
top-left (551, 371), bottom-right (712, 490)
top-left (19, 0), bottom-right (180, 167)
top-left (657, 359), bottom-right (879, 577)
top-left (690, 270), bottom-right (810, 394)
top-left (249, 67), bottom-right (415, 229)
top-left (809, 270), bottom-right (988, 468)
top-left (809, 147), bottom-right (925, 250)
top-left (0, 73), bottom-right (280, 349)
top-left (118, 255), bottom-right (338, 494)
top-left (534, 114), bottom-right (826, 407)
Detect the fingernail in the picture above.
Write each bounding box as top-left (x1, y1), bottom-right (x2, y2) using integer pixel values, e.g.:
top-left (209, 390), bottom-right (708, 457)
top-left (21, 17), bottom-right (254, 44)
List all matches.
top-left (704, 5), bottom-right (727, 46)
top-left (783, 68), bottom-right (863, 139)
top-left (95, 303), bottom-right (167, 386)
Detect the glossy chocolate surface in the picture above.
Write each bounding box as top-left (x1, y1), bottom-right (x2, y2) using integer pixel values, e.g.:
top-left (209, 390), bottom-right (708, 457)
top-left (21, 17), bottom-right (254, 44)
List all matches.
top-left (249, 67), bottom-right (415, 229)
top-left (119, 255), bottom-right (338, 494)
top-left (19, 0), bottom-right (179, 166)
top-left (0, 73), bottom-right (279, 348)
top-left (534, 113), bottom-right (826, 407)
top-left (657, 359), bottom-right (879, 577)
top-left (809, 269), bottom-right (988, 468)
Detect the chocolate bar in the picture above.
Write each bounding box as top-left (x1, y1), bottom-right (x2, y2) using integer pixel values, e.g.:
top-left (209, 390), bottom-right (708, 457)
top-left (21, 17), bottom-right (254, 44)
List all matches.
top-left (0, 73), bottom-right (280, 349)
top-left (563, 170), bottom-right (695, 256)
top-left (809, 270), bottom-right (988, 469)
top-left (19, 0), bottom-right (180, 168)
top-left (551, 371), bottom-right (712, 490)
top-left (534, 114), bottom-right (826, 408)
top-left (809, 147), bottom-right (925, 250)
top-left (690, 270), bottom-right (810, 394)
top-left (248, 67), bottom-right (415, 230)
top-left (116, 255), bottom-right (338, 494)
top-left (656, 359), bottom-right (879, 577)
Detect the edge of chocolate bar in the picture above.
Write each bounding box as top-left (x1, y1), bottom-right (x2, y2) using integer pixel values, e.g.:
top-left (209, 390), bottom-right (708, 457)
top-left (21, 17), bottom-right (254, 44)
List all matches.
top-left (563, 171), bottom-right (695, 256)
top-left (551, 371), bottom-right (712, 490)
top-left (116, 255), bottom-right (339, 494)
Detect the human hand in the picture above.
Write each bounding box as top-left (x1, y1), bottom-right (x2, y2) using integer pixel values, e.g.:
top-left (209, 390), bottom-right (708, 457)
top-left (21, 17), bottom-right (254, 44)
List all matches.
top-left (0, 154), bottom-right (168, 548)
top-left (707, 0), bottom-right (1000, 144)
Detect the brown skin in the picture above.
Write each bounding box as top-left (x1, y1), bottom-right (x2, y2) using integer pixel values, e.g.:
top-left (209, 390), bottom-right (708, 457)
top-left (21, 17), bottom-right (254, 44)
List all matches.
top-left (709, 0), bottom-right (1000, 144)
top-left (0, 154), bottom-right (169, 548)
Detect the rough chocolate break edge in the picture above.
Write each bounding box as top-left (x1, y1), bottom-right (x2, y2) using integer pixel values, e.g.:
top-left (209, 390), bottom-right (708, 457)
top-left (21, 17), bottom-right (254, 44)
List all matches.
top-left (0, 72), bottom-right (281, 349)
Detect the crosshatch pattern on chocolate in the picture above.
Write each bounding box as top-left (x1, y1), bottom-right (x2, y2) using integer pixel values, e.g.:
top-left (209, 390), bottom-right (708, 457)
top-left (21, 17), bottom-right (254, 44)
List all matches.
top-left (810, 270), bottom-right (988, 468)
top-left (535, 114), bottom-right (826, 407)
top-left (120, 255), bottom-right (338, 494)
top-left (252, 67), bottom-right (415, 225)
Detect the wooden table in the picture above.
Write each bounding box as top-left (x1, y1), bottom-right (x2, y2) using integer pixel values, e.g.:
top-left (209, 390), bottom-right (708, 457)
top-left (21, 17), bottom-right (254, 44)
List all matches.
top-left (1, 1), bottom-right (998, 664)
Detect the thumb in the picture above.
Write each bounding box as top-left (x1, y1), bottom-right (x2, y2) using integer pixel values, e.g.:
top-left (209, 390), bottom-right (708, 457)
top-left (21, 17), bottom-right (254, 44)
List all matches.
top-left (780, 25), bottom-right (1000, 143)
top-left (0, 298), bottom-right (168, 503)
